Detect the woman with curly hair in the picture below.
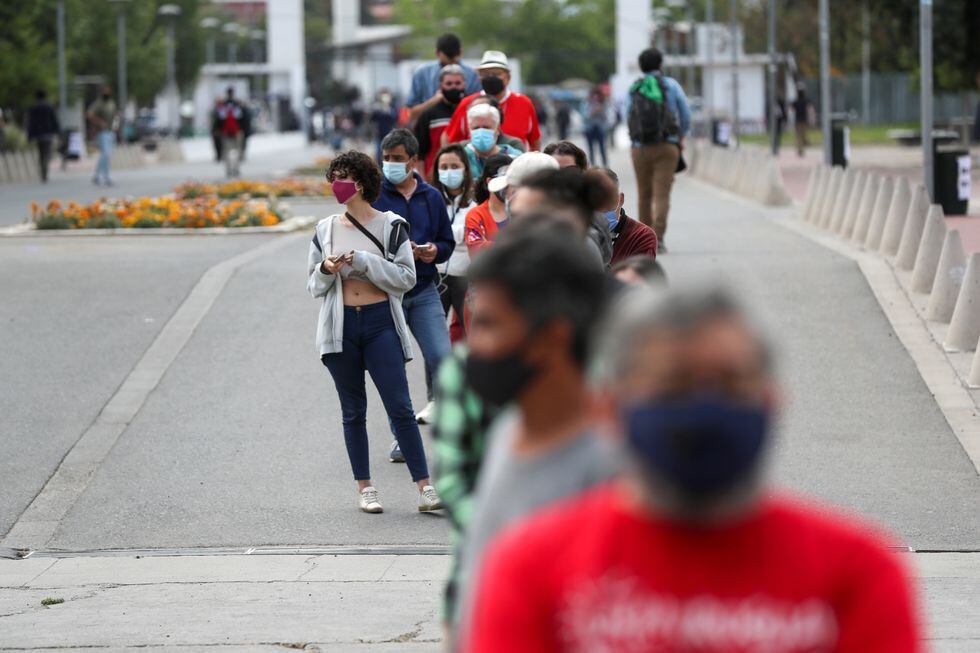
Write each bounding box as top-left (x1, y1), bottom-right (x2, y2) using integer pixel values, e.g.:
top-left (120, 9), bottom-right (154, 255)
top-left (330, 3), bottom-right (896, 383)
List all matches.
top-left (307, 150), bottom-right (444, 514)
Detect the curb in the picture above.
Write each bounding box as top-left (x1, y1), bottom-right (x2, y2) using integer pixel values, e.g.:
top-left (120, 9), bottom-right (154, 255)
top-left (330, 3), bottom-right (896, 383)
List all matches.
top-left (0, 215), bottom-right (319, 238)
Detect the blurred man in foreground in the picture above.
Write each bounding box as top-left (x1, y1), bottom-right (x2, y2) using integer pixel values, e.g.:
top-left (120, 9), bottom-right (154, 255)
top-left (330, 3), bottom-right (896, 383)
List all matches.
top-left (451, 230), bottom-right (616, 639)
top-left (466, 285), bottom-right (923, 652)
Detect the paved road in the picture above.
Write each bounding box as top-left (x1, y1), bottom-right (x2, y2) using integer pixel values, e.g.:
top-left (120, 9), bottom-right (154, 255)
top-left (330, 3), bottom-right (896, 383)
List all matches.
top-left (2, 145), bottom-right (978, 553)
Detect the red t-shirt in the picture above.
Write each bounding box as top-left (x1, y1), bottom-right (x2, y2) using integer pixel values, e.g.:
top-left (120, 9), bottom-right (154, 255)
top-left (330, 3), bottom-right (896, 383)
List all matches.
top-left (611, 214), bottom-right (659, 265)
top-left (464, 201), bottom-right (503, 252)
top-left (445, 91), bottom-right (541, 148)
top-left (466, 485), bottom-right (922, 653)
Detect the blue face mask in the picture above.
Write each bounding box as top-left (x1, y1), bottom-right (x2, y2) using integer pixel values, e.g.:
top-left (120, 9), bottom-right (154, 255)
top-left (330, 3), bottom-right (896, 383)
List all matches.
top-left (623, 395), bottom-right (768, 500)
top-left (470, 128), bottom-right (497, 153)
top-left (382, 161), bottom-right (410, 184)
top-left (438, 168), bottom-right (464, 190)
top-left (603, 208), bottom-right (620, 230)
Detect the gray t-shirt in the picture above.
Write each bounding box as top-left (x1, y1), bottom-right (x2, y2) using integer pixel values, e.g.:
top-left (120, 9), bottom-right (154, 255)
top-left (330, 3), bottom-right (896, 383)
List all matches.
top-left (454, 410), bottom-right (620, 628)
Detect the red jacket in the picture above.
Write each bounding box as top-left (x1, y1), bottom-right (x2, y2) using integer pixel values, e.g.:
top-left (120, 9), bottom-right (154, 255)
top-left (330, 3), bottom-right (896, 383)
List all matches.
top-left (610, 212), bottom-right (658, 265)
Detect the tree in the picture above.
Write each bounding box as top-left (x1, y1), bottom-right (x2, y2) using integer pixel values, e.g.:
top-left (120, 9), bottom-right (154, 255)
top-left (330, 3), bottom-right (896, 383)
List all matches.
top-left (393, 0), bottom-right (615, 85)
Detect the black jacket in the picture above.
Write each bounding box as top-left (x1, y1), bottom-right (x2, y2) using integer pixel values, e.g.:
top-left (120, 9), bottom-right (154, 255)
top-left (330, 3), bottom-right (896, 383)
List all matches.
top-left (27, 101), bottom-right (60, 140)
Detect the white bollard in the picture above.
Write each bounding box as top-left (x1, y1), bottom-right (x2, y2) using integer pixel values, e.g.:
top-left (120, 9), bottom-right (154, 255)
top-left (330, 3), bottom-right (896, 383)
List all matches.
top-left (927, 230), bottom-right (967, 323)
top-left (911, 205), bottom-right (948, 293)
top-left (968, 344), bottom-right (980, 388)
top-left (801, 167), bottom-right (820, 220)
top-left (850, 174), bottom-right (881, 244)
top-left (817, 167), bottom-right (844, 229)
top-left (827, 169), bottom-right (856, 232)
top-left (807, 166), bottom-right (831, 222)
top-left (944, 253), bottom-right (980, 352)
top-left (862, 176), bottom-right (894, 250)
top-left (838, 170), bottom-right (867, 237)
top-left (880, 176), bottom-right (913, 255)
top-left (895, 184), bottom-right (930, 269)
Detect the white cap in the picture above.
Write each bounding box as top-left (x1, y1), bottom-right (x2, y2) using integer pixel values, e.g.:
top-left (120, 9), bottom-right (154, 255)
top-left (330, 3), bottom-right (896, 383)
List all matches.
top-left (487, 151), bottom-right (559, 193)
top-left (477, 50), bottom-right (510, 71)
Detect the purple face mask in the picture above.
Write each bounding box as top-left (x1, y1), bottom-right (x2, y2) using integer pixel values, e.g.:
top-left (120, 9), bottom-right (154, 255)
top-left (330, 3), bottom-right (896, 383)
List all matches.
top-left (331, 180), bottom-right (358, 204)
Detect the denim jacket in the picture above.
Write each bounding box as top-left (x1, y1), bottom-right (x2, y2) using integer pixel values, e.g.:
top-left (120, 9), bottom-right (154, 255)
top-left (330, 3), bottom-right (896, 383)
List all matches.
top-left (307, 211), bottom-right (417, 361)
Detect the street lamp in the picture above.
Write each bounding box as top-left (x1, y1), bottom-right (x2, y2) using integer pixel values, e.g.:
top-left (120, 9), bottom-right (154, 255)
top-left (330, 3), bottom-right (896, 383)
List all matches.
top-left (200, 17), bottom-right (220, 65)
top-left (56, 0), bottom-right (67, 120)
top-left (158, 3), bottom-right (182, 133)
top-left (108, 0), bottom-right (130, 131)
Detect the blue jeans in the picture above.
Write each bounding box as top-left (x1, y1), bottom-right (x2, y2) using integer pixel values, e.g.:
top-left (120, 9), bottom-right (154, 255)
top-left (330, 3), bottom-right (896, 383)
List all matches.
top-left (321, 302), bottom-right (430, 482)
top-left (585, 122), bottom-right (607, 167)
top-left (402, 281), bottom-right (451, 402)
top-left (95, 130), bottom-right (114, 183)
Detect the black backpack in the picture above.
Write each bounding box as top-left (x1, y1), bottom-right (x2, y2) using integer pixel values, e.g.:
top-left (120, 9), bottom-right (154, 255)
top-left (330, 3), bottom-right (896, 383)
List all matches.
top-left (627, 74), bottom-right (679, 145)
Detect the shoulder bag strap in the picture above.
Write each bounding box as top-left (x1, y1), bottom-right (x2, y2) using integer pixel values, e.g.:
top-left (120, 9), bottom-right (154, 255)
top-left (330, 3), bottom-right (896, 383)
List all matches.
top-left (344, 211), bottom-right (386, 257)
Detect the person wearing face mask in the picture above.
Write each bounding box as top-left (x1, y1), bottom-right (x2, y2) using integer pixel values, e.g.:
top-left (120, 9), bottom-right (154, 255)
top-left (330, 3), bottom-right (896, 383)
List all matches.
top-left (370, 88), bottom-right (399, 165)
top-left (406, 33), bottom-right (482, 125)
top-left (86, 85), bottom-right (118, 186)
top-left (448, 231), bottom-right (617, 641)
top-left (466, 285), bottom-right (923, 653)
top-left (415, 65), bottom-right (469, 180)
top-left (308, 151), bottom-right (444, 514)
top-left (373, 128), bottom-right (456, 430)
top-left (594, 167), bottom-right (658, 265)
top-left (430, 144), bottom-right (476, 339)
top-left (462, 104), bottom-right (523, 179)
top-left (443, 50), bottom-right (541, 151)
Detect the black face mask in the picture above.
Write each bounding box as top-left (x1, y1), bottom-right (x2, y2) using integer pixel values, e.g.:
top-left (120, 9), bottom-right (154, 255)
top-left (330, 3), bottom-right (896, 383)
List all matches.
top-left (443, 88), bottom-right (465, 105)
top-left (465, 344), bottom-right (537, 407)
top-left (481, 76), bottom-right (505, 96)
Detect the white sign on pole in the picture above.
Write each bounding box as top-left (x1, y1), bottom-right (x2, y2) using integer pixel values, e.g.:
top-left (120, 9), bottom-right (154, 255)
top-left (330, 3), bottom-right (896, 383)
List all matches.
top-left (957, 155), bottom-right (972, 202)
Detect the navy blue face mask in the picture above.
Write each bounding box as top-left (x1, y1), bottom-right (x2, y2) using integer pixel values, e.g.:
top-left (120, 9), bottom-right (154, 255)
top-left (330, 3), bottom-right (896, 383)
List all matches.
top-left (623, 395), bottom-right (768, 499)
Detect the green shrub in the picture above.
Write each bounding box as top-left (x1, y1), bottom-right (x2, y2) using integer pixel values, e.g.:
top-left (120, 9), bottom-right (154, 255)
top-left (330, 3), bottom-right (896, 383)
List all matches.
top-left (36, 213), bottom-right (72, 230)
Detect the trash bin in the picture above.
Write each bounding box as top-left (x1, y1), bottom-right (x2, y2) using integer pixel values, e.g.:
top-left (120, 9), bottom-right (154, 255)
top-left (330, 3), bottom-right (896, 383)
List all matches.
top-left (831, 114), bottom-right (850, 168)
top-left (934, 145), bottom-right (972, 216)
top-left (712, 119), bottom-right (731, 147)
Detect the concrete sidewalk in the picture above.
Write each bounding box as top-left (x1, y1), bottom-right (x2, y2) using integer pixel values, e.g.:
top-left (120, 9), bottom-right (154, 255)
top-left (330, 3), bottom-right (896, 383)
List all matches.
top-left (0, 552), bottom-right (449, 651)
top-left (1, 552), bottom-right (978, 651)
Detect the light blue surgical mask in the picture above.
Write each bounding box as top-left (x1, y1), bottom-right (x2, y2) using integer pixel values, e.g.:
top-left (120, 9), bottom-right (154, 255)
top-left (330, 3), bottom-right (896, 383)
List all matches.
top-left (382, 161), bottom-right (410, 184)
top-left (470, 128), bottom-right (497, 153)
top-left (438, 168), bottom-right (464, 190)
top-left (603, 208), bottom-right (620, 230)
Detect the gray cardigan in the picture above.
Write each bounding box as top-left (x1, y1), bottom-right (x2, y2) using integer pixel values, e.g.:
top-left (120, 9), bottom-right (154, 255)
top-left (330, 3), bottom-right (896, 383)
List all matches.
top-left (307, 211), bottom-right (417, 361)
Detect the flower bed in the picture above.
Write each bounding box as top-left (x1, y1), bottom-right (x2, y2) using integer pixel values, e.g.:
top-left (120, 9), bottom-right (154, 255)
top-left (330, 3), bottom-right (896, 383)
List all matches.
top-left (292, 156), bottom-right (333, 177)
top-left (174, 177), bottom-right (331, 200)
top-left (31, 196), bottom-right (283, 230)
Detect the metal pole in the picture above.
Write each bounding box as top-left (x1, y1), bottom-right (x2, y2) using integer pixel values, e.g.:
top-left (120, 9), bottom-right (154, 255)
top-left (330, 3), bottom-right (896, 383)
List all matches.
top-left (686, 1), bottom-right (694, 93)
top-left (920, 0), bottom-right (933, 199)
top-left (117, 7), bottom-right (127, 127)
top-left (166, 21), bottom-right (177, 131)
top-left (768, 0), bottom-right (777, 154)
top-left (862, 1), bottom-right (871, 125)
top-left (706, 0), bottom-right (714, 123)
top-left (57, 0), bottom-right (66, 119)
top-left (206, 37), bottom-right (215, 65)
top-left (730, 0), bottom-right (739, 146)
top-left (819, 0), bottom-right (832, 165)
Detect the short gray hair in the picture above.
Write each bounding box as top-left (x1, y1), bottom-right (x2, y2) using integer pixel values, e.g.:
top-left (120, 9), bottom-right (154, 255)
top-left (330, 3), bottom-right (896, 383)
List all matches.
top-left (467, 103), bottom-right (501, 127)
top-left (591, 284), bottom-right (772, 384)
top-left (440, 63), bottom-right (466, 80)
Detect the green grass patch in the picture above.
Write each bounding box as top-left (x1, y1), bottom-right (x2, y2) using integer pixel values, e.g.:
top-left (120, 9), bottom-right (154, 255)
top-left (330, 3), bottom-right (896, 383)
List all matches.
top-left (41, 597), bottom-right (64, 606)
top-left (740, 123), bottom-right (920, 147)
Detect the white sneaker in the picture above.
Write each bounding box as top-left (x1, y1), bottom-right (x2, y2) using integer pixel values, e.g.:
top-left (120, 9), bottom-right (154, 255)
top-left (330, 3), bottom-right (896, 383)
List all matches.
top-left (418, 485), bottom-right (444, 512)
top-left (359, 486), bottom-right (383, 514)
top-left (416, 401), bottom-right (436, 425)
